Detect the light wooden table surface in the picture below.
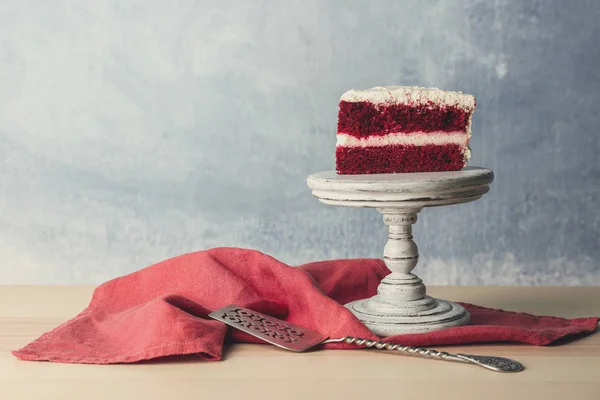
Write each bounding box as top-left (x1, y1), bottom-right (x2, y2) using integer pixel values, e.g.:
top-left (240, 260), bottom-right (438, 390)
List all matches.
top-left (1, 286), bottom-right (599, 400)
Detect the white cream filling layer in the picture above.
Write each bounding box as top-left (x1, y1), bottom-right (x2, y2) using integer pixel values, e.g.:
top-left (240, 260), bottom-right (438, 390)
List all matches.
top-left (336, 131), bottom-right (469, 148)
top-left (340, 86), bottom-right (476, 111)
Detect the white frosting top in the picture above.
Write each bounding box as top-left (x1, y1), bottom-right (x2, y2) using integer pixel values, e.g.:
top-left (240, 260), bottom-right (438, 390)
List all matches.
top-left (340, 86), bottom-right (476, 111)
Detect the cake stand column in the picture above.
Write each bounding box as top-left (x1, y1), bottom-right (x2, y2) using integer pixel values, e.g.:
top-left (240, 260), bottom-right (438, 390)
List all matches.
top-left (344, 207), bottom-right (470, 336)
top-left (377, 209), bottom-right (426, 304)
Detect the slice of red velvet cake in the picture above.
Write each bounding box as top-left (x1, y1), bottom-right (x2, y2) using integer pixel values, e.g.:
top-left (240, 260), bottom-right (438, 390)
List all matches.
top-left (335, 86), bottom-right (476, 174)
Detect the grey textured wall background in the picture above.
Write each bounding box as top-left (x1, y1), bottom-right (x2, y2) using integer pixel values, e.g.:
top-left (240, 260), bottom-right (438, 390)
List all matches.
top-left (1, 0), bottom-right (599, 285)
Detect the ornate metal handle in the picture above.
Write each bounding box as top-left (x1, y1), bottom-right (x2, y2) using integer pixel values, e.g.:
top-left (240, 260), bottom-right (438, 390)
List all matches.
top-left (324, 337), bottom-right (524, 373)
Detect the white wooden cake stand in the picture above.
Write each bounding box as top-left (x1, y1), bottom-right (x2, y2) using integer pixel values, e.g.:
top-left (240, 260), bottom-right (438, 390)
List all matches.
top-left (306, 166), bottom-right (494, 337)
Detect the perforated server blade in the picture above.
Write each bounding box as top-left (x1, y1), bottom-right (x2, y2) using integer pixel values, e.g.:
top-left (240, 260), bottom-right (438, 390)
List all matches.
top-left (208, 305), bottom-right (525, 373)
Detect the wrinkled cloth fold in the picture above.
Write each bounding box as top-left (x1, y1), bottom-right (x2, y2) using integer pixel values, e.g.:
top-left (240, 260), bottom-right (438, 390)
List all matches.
top-left (13, 248), bottom-right (599, 364)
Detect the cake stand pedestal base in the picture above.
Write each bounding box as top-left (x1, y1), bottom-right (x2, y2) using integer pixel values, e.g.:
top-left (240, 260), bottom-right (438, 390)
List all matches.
top-left (307, 167), bottom-right (494, 336)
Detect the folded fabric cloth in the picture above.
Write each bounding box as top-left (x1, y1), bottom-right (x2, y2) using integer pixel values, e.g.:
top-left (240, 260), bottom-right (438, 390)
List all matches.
top-left (13, 247), bottom-right (599, 364)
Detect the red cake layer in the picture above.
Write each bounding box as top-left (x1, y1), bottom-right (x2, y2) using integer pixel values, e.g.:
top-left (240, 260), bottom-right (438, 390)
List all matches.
top-left (336, 144), bottom-right (465, 174)
top-left (337, 101), bottom-right (471, 137)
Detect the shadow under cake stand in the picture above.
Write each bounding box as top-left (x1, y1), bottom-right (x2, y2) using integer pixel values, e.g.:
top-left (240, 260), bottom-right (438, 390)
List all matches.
top-left (306, 166), bottom-right (494, 337)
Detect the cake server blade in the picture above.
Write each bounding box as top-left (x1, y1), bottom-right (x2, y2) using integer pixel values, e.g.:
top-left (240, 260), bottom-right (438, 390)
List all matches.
top-left (209, 305), bottom-right (328, 352)
top-left (208, 305), bottom-right (524, 373)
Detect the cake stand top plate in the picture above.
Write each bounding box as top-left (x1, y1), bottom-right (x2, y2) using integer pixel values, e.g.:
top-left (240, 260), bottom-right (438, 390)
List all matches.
top-left (306, 166), bottom-right (494, 209)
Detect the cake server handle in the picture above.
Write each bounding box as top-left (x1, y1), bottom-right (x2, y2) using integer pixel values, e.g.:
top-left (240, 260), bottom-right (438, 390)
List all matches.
top-left (323, 337), bottom-right (524, 373)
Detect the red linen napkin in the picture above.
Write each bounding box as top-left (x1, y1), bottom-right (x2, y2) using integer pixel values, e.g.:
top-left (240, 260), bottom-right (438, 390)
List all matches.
top-left (13, 247), bottom-right (599, 364)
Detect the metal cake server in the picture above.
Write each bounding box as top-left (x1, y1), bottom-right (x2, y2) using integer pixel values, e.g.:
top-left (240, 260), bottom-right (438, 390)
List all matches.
top-left (208, 305), bottom-right (525, 373)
